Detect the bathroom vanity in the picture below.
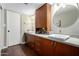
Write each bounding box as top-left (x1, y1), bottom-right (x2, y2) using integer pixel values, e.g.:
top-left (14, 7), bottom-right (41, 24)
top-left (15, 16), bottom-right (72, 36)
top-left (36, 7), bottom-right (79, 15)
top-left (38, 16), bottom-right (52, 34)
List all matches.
top-left (24, 3), bottom-right (79, 56)
top-left (25, 33), bottom-right (79, 56)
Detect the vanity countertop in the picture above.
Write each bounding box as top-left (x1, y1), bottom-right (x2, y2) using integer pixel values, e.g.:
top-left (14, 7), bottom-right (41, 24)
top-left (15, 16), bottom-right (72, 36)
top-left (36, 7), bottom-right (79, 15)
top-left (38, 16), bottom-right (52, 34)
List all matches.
top-left (25, 32), bottom-right (79, 48)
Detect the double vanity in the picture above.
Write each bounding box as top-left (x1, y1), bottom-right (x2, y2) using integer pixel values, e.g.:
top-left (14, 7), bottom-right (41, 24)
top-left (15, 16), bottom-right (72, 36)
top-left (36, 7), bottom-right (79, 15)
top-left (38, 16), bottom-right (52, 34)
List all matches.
top-left (25, 33), bottom-right (79, 56)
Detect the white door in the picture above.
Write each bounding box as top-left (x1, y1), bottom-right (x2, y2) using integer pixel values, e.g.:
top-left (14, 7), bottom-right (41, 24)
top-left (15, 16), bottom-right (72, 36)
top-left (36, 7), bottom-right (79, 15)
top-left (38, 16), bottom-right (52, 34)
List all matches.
top-left (0, 8), bottom-right (2, 49)
top-left (6, 11), bottom-right (21, 46)
top-left (0, 9), bottom-right (1, 55)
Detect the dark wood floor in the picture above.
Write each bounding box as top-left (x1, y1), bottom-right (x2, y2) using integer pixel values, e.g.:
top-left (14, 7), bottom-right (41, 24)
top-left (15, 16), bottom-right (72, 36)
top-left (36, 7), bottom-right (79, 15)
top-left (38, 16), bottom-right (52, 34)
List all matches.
top-left (1, 44), bottom-right (38, 56)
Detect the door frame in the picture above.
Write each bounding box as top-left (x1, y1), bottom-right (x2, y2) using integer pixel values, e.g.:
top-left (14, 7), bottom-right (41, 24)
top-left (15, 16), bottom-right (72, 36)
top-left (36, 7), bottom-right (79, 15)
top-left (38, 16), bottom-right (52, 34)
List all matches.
top-left (0, 8), bottom-right (23, 49)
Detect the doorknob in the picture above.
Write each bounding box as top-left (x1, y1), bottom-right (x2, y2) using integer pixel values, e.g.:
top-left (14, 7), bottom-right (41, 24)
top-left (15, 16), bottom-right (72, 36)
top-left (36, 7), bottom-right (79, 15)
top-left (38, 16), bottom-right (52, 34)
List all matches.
top-left (8, 30), bottom-right (10, 32)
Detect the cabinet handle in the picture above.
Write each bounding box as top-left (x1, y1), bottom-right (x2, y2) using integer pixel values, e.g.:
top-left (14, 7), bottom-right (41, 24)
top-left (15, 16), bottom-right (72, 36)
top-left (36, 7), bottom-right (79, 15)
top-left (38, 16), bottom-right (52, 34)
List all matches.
top-left (51, 42), bottom-right (53, 45)
top-left (54, 42), bottom-right (56, 47)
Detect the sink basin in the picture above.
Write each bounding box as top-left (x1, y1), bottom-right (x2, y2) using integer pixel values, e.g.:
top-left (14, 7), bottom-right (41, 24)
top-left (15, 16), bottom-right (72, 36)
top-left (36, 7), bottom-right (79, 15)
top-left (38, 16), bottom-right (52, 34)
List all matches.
top-left (48, 34), bottom-right (70, 40)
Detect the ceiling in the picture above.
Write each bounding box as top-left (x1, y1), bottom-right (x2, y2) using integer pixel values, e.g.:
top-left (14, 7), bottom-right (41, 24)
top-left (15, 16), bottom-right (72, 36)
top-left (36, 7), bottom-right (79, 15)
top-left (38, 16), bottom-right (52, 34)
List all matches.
top-left (1, 3), bottom-right (44, 15)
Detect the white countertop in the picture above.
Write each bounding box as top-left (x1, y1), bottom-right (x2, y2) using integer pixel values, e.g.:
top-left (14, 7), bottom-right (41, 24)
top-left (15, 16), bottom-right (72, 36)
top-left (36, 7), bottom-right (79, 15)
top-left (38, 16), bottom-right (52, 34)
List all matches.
top-left (26, 32), bottom-right (79, 48)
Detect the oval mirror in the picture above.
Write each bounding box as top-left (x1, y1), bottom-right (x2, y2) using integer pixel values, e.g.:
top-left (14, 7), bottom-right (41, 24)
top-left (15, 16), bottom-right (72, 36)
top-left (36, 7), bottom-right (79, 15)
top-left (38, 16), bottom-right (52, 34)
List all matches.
top-left (53, 5), bottom-right (79, 28)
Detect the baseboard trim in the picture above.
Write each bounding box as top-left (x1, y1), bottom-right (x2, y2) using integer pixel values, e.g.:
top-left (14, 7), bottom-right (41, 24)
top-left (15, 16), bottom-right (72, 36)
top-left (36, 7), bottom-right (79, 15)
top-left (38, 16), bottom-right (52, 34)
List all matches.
top-left (1, 46), bottom-right (8, 50)
top-left (20, 42), bottom-right (26, 44)
top-left (0, 46), bottom-right (8, 56)
top-left (0, 42), bottom-right (26, 50)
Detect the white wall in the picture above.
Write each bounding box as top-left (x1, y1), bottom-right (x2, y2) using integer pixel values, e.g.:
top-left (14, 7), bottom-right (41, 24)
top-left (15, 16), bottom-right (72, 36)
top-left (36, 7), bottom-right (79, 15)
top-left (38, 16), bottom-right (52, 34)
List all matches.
top-left (0, 8), bottom-right (4, 50)
top-left (22, 14), bottom-right (35, 33)
top-left (0, 8), bottom-right (2, 49)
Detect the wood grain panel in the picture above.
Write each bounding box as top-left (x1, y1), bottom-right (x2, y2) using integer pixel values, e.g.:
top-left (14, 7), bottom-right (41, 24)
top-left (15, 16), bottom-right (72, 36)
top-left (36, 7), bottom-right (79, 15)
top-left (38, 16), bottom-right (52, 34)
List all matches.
top-left (35, 3), bottom-right (51, 33)
top-left (55, 42), bottom-right (79, 56)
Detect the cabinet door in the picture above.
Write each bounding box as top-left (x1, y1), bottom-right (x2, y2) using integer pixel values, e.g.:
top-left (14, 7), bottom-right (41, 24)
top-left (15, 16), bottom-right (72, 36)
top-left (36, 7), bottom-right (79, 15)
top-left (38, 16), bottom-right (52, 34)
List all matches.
top-left (26, 34), bottom-right (31, 42)
top-left (35, 4), bottom-right (48, 28)
top-left (33, 36), bottom-right (42, 55)
top-left (26, 34), bottom-right (35, 49)
top-left (35, 3), bottom-right (51, 32)
top-left (29, 35), bottom-right (35, 49)
top-left (35, 10), bottom-right (41, 28)
top-left (55, 42), bottom-right (79, 56)
top-left (40, 38), bottom-right (54, 56)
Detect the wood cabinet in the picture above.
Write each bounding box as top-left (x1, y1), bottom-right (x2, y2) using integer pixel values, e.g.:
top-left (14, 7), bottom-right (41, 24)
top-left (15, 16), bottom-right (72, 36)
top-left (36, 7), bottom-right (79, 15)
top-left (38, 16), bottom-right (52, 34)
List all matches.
top-left (25, 34), bottom-right (35, 49)
top-left (36, 7), bottom-right (45, 28)
top-left (25, 33), bottom-right (79, 56)
top-left (35, 3), bottom-right (51, 33)
top-left (25, 33), bottom-right (55, 55)
top-left (40, 38), bottom-right (54, 56)
top-left (33, 36), bottom-right (42, 55)
top-left (54, 42), bottom-right (79, 56)
top-left (29, 35), bottom-right (55, 56)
